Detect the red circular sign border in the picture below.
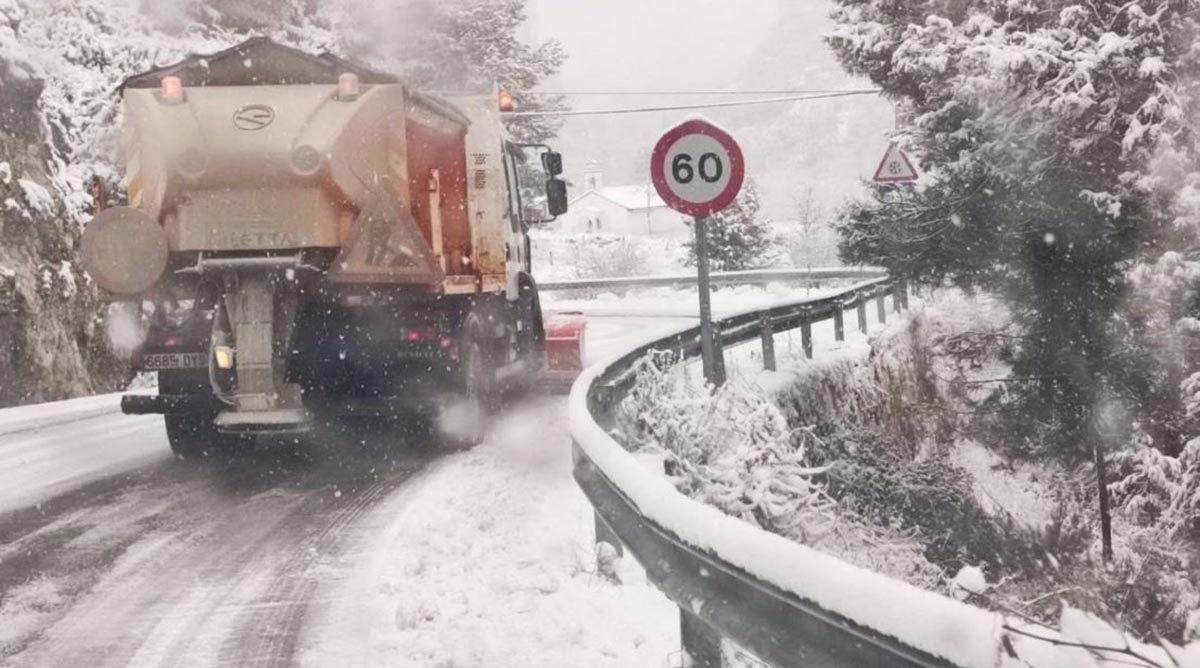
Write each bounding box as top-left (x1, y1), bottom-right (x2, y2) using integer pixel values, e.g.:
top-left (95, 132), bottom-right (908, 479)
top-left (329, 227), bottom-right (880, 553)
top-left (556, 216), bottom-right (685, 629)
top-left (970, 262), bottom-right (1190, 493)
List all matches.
top-left (650, 119), bottom-right (745, 218)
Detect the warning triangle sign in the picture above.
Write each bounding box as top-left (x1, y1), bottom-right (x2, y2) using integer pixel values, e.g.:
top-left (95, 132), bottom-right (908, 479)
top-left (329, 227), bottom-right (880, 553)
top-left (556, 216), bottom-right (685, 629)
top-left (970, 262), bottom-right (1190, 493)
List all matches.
top-left (873, 143), bottom-right (919, 183)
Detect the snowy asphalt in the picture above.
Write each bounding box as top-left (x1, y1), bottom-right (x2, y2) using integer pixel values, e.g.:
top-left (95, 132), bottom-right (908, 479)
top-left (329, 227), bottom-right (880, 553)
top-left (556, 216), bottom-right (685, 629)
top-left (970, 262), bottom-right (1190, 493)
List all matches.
top-left (0, 316), bottom-right (690, 668)
top-left (0, 426), bottom-right (436, 667)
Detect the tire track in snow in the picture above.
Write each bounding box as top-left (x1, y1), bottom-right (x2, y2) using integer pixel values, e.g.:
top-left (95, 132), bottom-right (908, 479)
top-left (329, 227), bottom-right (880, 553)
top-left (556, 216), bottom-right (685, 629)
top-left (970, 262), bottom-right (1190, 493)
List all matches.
top-left (233, 476), bottom-right (405, 667)
top-left (0, 441), bottom-right (434, 668)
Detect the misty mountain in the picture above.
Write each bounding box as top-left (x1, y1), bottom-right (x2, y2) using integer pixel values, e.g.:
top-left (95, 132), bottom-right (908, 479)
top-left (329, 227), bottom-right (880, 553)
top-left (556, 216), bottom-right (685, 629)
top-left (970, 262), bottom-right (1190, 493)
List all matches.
top-left (724, 2), bottom-right (894, 219)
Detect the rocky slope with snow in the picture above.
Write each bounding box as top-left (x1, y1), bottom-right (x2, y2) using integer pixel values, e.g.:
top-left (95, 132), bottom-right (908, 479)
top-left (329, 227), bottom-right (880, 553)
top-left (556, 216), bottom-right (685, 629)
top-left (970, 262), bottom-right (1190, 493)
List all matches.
top-left (0, 0), bottom-right (339, 407)
top-left (0, 2), bottom-right (115, 404)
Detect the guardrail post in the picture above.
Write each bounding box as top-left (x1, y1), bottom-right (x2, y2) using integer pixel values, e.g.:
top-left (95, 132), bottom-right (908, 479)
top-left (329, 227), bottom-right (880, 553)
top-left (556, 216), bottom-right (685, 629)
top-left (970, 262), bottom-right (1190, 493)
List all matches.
top-left (833, 299), bottom-right (845, 342)
top-left (897, 279), bottom-right (909, 311)
top-left (800, 308), bottom-right (813, 360)
top-left (680, 610), bottom-right (723, 668)
top-left (711, 326), bottom-right (727, 385)
top-left (594, 510), bottom-right (623, 557)
top-left (759, 312), bottom-right (776, 371)
top-left (876, 288), bottom-right (887, 324)
top-left (857, 297), bottom-right (868, 334)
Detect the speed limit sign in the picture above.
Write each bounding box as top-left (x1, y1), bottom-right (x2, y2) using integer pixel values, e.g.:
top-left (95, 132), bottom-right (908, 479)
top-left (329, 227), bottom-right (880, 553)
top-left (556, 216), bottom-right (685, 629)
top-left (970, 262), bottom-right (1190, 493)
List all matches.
top-left (650, 119), bottom-right (745, 217)
top-left (650, 118), bottom-right (744, 386)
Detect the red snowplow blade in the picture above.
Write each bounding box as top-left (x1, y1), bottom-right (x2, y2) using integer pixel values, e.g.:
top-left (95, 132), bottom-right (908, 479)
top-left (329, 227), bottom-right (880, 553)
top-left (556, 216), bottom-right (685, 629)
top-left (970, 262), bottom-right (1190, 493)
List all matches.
top-left (543, 312), bottom-right (587, 392)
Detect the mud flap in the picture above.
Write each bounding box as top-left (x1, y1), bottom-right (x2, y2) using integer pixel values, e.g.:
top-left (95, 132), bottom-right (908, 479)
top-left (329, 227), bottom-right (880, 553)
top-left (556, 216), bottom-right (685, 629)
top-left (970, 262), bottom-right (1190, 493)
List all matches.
top-left (543, 312), bottom-right (587, 392)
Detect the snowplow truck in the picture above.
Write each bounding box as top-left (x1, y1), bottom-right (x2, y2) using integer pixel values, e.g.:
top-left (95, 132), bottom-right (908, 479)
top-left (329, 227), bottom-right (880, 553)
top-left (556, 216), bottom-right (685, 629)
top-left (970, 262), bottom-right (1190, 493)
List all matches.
top-left (80, 38), bottom-right (569, 457)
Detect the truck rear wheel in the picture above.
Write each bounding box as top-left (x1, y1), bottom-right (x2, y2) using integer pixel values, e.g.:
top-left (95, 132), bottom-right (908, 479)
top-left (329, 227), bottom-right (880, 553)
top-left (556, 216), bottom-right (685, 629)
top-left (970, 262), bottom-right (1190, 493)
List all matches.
top-left (423, 316), bottom-right (493, 450)
top-left (164, 415), bottom-right (254, 461)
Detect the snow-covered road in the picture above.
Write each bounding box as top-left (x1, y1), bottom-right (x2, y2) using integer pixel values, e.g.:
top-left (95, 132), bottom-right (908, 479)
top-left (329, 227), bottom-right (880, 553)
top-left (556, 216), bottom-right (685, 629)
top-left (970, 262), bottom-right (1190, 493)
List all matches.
top-left (0, 294), bottom-right (890, 667)
top-left (0, 392), bottom-right (169, 516)
top-left (0, 316), bottom-right (683, 667)
top-left (299, 398), bottom-right (677, 667)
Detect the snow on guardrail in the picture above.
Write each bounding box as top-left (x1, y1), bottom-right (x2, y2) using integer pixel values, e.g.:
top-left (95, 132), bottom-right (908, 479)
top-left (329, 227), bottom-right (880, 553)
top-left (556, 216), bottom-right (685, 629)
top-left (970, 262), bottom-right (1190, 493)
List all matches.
top-left (538, 266), bottom-right (885, 291)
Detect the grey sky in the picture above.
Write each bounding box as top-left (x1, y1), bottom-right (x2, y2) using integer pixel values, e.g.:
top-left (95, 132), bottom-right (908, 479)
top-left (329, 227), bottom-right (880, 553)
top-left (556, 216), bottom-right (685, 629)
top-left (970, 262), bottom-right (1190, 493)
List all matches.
top-left (527, 0), bottom-right (778, 91)
top-left (523, 1), bottom-right (893, 217)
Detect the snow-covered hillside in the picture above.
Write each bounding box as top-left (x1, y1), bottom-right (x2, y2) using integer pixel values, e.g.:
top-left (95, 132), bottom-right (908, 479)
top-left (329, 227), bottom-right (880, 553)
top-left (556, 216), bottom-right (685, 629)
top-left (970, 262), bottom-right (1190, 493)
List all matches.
top-left (0, 0), bottom-right (344, 407)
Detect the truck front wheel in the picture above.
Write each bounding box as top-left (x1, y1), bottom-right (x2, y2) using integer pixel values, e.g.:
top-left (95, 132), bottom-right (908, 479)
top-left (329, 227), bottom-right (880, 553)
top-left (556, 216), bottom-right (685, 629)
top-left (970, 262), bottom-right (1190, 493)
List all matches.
top-left (164, 415), bottom-right (254, 461)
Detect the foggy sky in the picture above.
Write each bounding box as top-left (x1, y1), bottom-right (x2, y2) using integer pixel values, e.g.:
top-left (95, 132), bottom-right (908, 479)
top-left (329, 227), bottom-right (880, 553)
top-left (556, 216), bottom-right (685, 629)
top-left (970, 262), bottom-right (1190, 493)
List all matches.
top-left (527, 0), bottom-right (778, 91)
top-left (524, 0), bottom-right (893, 218)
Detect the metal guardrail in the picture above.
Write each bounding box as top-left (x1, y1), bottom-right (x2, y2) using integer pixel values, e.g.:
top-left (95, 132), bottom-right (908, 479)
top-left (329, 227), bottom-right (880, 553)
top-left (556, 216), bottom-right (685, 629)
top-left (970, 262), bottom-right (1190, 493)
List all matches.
top-left (538, 267), bottom-right (885, 292)
top-left (568, 275), bottom-right (1200, 668)
top-left (569, 278), bottom-right (955, 667)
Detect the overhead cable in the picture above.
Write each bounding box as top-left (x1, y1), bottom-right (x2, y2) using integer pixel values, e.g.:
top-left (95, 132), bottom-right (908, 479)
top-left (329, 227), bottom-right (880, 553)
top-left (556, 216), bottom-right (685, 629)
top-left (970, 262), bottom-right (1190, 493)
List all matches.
top-left (523, 89), bottom-right (871, 96)
top-left (500, 89), bottom-right (881, 117)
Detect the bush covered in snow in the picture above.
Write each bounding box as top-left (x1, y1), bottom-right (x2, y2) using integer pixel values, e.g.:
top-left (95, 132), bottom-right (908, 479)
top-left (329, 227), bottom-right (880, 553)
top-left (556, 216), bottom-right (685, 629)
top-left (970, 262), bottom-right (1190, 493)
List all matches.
top-left (1110, 437), bottom-right (1200, 539)
top-left (571, 237), bottom-right (652, 281)
top-left (615, 349), bottom-right (945, 588)
top-left (612, 292), bottom-right (1200, 641)
top-left (529, 231), bottom-right (690, 284)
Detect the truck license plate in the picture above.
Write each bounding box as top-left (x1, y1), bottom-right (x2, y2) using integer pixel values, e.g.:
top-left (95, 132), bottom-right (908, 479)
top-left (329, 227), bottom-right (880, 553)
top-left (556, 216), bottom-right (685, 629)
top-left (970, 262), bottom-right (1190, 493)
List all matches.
top-left (138, 352), bottom-right (208, 370)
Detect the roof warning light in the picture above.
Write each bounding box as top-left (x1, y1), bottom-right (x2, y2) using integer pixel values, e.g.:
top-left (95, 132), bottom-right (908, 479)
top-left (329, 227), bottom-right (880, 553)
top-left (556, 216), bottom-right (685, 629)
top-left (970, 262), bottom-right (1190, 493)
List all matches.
top-left (498, 90), bottom-right (515, 112)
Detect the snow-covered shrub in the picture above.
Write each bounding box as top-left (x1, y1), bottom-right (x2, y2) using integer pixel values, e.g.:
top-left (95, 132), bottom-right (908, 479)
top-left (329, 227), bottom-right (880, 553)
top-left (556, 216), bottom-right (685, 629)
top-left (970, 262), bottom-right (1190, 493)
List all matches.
top-left (772, 314), bottom-right (935, 455)
top-left (617, 350), bottom-right (834, 533)
top-left (1110, 437), bottom-right (1200, 539)
top-left (615, 349), bottom-right (945, 587)
top-left (824, 428), bottom-right (1051, 575)
top-left (573, 237), bottom-right (650, 281)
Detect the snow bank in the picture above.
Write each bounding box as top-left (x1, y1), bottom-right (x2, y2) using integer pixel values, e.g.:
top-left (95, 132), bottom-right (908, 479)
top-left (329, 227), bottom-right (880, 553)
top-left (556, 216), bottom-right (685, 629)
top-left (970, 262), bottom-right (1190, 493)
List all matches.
top-left (302, 398), bottom-right (678, 667)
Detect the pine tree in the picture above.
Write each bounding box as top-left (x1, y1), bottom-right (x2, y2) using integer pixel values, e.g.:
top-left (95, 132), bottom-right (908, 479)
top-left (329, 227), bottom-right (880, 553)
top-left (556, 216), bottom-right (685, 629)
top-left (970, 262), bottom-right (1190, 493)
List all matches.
top-left (684, 180), bottom-right (779, 272)
top-left (827, 1), bottom-right (1200, 562)
top-left (339, 0), bottom-right (564, 140)
top-left (338, 0), bottom-right (566, 215)
top-left (827, 1), bottom-right (1200, 458)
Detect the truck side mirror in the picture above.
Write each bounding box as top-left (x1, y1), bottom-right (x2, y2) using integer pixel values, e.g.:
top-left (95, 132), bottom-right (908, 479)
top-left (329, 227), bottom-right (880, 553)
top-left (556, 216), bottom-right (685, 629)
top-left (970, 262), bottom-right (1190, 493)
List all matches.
top-left (541, 151), bottom-right (563, 177)
top-left (546, 178), bottom-right (568, 217)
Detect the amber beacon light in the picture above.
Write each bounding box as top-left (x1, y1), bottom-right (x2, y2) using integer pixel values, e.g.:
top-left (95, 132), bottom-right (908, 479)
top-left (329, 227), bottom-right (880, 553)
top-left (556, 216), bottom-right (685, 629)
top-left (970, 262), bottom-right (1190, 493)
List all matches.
top-left (498, 90), bottom-right (516, 112)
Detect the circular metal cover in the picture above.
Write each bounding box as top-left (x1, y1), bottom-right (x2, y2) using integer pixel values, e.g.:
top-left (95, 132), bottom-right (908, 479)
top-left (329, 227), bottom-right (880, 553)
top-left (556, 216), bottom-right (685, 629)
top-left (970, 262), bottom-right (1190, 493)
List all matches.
top-left (80, 207), bottom-right (168, 295)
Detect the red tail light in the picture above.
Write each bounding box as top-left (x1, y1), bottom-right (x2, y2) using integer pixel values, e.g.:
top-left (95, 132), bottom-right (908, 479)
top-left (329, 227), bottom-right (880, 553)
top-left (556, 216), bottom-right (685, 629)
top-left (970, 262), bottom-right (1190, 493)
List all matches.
top-left (338, 73), bottom-right (361, 101)
top-left (161, 76), bottom-right (185, 104)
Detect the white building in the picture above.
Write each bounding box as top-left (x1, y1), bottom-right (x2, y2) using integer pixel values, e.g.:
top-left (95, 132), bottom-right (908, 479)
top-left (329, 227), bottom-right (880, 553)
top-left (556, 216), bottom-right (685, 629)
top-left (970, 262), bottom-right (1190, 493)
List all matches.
top-left (557, 185), bottom-right (691, 237)
top-left (555, 168), bottom-right (691, 238)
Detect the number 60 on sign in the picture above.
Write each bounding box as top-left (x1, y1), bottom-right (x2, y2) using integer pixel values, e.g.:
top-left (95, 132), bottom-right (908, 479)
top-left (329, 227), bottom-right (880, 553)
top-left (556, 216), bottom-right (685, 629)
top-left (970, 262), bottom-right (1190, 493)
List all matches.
top-left (650, 119), bottom-right (745, 217)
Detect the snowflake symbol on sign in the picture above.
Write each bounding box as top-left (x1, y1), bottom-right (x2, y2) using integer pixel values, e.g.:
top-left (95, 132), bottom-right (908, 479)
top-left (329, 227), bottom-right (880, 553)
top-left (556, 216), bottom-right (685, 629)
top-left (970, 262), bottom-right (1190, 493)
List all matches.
top-left (873, 144), bottom-right (918, 184)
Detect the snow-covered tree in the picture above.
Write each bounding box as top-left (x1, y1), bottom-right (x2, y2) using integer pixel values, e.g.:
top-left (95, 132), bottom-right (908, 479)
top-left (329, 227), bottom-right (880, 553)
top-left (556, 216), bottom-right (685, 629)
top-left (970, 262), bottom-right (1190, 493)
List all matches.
top-left (685, 180), bottom-right (780, 271)
top-left (827, 1), bottom-right (1200, 460)
top-left (338, 0), bottom-right (565, 147)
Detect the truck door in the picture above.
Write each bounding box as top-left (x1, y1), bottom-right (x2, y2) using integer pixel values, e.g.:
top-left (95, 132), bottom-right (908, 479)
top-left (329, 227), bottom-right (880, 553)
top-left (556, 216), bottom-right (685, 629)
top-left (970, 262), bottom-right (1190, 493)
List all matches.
top-left (501, 149), bottom-right (528, 300)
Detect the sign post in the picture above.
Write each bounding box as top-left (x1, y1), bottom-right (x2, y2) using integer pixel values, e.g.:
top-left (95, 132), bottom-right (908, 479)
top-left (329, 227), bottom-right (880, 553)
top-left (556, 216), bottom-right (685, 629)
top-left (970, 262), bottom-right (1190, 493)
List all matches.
top-left (692, 214), bottom-right (723, 384)
top-left (651, 119), bottom-right (745, 386)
